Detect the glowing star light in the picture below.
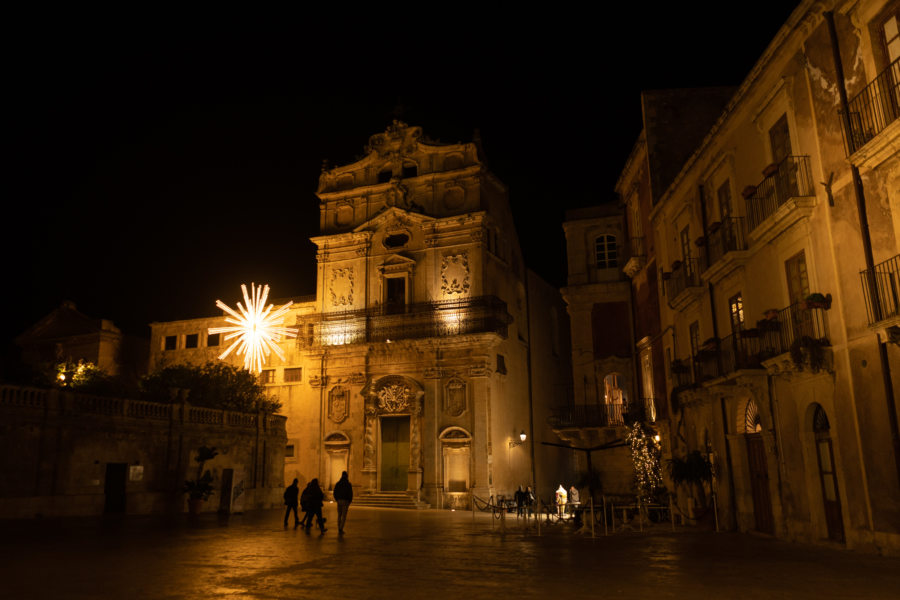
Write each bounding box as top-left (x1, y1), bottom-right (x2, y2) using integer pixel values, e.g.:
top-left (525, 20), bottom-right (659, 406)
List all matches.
top-left (209, 283), bottom-right (298, 374)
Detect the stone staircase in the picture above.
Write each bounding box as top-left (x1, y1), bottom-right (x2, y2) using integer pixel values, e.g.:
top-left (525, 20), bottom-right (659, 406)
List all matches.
top-left (351, 491), bottom-right (429, 510)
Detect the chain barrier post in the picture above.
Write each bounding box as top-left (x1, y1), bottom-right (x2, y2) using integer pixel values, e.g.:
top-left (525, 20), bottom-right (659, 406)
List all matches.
top-left (500, 502), bottom-right (506, 534)
top-left (590, 497), bottom-right (595, 538)
top-left (669, 493), bottom-right (675, 532)
top-left (603, 495), bottom-right (608, 536)
top-left (713, 492), bottom-right (719, 533)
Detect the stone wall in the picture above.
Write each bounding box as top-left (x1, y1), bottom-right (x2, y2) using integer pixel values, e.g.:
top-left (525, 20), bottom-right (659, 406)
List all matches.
top-left (0, 384), bottom-right (285, 518)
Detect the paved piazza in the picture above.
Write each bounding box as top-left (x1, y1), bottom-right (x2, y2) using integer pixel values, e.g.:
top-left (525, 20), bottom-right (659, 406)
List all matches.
top-left (2, 506), bottom-right (898, 599)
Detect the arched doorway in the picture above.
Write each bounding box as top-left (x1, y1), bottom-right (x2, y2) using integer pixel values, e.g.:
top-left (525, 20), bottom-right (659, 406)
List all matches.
top-left (439, 426), bottom-right (472, 510)
top-left (743, 398), bottom-right (774, 534)
top-left (812, 404), bottom-right (844, 542)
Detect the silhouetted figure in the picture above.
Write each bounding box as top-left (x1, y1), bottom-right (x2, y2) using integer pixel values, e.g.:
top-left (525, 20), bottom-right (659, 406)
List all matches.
top-left (301, 478), bottom-right (326, 533)
top-left (568, 485), bottom-right (581, 516)
top-left (525, 486), bottom-right (536, 517)
top-left (332, 471), bottom-right (353, 534)
top-left (514, 486), bottom-right (526, 517)
top-left (283, 478), bottom-right (300, 528)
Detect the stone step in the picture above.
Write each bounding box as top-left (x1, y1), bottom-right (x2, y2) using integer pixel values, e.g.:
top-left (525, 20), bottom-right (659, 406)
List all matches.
top-left (352, 493), bottom-right (429, 510)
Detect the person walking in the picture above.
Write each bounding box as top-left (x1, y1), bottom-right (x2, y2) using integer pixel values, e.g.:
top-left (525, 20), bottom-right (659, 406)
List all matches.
top-left (514, 485), bottom-right (526, 517)
top-left (332, 471), bottom-right (353, 534)
top-left (300, 479), bottom-right (326, 532)
top-left (283, 478), bottom-right (300, 528)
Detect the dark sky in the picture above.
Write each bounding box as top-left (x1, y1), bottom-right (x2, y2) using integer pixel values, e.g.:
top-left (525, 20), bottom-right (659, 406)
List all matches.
top-left (5, 4), bottom-right (800, 342)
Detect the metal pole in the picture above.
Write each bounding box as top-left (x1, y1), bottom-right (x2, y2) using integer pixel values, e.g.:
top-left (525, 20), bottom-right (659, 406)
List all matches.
top-left (500, 504), bottom-right (506, 534)
top-left (590, 497), bottom-right (595, 538)
top-left (603, 495), bottom-right (608, 536)
top-left (825, 10), bottom-right (900, 490)
top-left (713, 492), bottom-right (720, 533)
top-left (610, 501), bottom-right (615, 533)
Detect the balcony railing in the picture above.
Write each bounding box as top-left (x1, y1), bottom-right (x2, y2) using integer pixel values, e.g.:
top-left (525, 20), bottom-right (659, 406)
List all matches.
top-left (860, 253), bottom-right (900, 325)
top-left (296, 295), bottom-right (511, 347)
top-left (701, 217), bottom-right (747, 271)
top-left (548, 403), bottom-right (625, 429)
top-left (842, 57), bottom-right (900, 155)
top-left (746, 155), bottom-right (815, 231)
top-left (665, 257), bottom-right (702, 302)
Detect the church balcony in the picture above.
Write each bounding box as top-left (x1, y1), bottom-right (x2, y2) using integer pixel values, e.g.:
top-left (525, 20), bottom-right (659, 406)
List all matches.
top-left (699, 217), bottom-right (749, 284)
top-left (841, 57), bottom-right (900, 156)
top-left (860, 253), bottom-right (900, 340)
top-left (744, 155), bottom-right (815, 238)
top-left (296, 295), bottom-right (511, 347)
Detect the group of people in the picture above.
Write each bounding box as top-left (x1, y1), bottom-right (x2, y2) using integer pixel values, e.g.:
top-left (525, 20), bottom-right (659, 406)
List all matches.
top-left (283, 471), bottom-right (353, 534)
top-left (556, 483), bottom-right (581, 516)
top-left (512, 485), bottom-right (536, 516)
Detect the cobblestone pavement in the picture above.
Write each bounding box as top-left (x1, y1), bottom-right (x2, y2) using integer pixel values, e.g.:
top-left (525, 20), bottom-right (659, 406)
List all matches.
top-left (2, 505), bottom-right (899, 599)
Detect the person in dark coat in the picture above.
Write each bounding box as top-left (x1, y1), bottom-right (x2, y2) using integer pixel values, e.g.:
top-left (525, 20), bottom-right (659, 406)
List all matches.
top-left (283, 478), bottom-right (300, 528)
top-left (332, 471), bottom-right (353, 534)
top-left (301, 479), bottom-right (327, 533)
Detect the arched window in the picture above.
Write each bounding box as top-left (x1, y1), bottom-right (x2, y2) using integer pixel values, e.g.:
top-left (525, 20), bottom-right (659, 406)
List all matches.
top-left (595, 234), bottom-right (618, 269)
top-left (744, 398), bottom-right (762, 433)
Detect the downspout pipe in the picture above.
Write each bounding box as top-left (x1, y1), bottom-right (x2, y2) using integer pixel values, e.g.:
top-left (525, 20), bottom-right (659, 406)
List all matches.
top-left (825, 11), bottom-right (900, 489)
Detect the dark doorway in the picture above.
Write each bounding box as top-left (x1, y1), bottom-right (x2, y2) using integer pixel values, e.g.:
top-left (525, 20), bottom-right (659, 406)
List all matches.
top-left (385, 278), bottom-right (406, 314)
top-left (104, 463), bottom-right (127, 514)
top-left (745, 433), bottom-right (774, 534)
top-left (380, 416), bottom-right (409, 491)
top-left (219, 469), bottom-right (234, 514)
top-left (813, 405), bottom-right (845, 542)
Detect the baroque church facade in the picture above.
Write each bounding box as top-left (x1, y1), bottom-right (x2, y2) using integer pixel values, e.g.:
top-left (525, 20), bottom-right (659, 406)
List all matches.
top-left (149, 122), bottom-right (575, 509)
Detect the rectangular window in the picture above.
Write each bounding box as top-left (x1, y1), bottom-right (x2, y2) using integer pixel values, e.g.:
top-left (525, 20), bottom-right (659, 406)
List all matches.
top-left (284, 367), bottom-right (302, 383)
top-left (717, 180), bottom-right (732, 221)
top-left (207, 333), bottom-right (220, 347)
top-left (260, 369), bottom-right (276, 384)
top-left (729, 293), bottom-right (744, 335)
top-left (689, 321), bottom-right (701, 357)
top-left (883, 12), bottom-right (899, 63)
top-left (595, 234), bottom-right (618, 269)
top-left (164, 335), bottom-right (177, 351)
top-left (680, 225), bottom-right (692, 261)
top-left (785, 250), bottom-right (810, 304)
top-left (769, 114), bottom-right (793, 164)
top-left (285, 444), bottom-right (295, 458)
top-left (496, 354), bottom-right (507, 375)
top-left (185, 333), bottom-right (198, 349)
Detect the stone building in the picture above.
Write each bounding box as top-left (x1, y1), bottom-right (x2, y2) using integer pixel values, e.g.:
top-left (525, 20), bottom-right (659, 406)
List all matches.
top-left (149, 122), bottom-right (575, 508)
top-left (624, 0), bottom-right (899, 553)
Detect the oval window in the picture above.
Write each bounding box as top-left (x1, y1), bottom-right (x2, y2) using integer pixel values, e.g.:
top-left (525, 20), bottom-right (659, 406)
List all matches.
top-left (384, 233), bottom-right (410, 248)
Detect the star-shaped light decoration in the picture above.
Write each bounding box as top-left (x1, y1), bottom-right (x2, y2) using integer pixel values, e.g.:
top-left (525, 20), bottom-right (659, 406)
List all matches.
top-left (209, 283), bottom-right (298, 374)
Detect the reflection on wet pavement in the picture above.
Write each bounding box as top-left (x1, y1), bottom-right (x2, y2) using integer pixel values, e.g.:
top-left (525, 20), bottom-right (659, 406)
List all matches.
top-left (1, 506), bottom-right (899, 599)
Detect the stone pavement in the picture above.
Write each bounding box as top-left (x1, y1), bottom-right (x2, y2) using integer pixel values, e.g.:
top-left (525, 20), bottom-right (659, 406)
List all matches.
top-left (1, 505), bottom-right (899, 599)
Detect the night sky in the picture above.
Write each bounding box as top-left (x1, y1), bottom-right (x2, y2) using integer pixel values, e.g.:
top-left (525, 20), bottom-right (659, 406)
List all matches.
top-left (5, 4), bottom-right (800, 343)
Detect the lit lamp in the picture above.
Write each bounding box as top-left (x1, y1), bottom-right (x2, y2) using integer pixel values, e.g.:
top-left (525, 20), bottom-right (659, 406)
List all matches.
top-left (509, 430), bottom-right (527, 448)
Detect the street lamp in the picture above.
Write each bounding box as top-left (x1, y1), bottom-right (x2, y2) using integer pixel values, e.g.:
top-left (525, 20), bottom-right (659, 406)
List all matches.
top-left (509, 430), bottom-right (527, 448)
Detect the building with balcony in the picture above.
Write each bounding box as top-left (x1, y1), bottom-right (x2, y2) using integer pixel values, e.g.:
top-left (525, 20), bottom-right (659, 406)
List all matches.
top-left (149, 122), bottom-right (575, 509)
top-left (636, 0), bottom-right (899, 554)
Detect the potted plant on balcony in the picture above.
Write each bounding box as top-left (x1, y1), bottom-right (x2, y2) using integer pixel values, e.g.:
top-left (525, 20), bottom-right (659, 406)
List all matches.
top-left (741, 185), bottom-right (757, 199)
top-left (802, 293), bottom-right (832, 310)
top-left (694, 235), bottom-right (707, 247)
top-left (671, 259), bottom-right (683, 271)
top-left (183, 445), bottom-right (218, 514)
top-left (696, 337), bottom-right (720, 362)
top-left (707, 221), bottom-right (722, 233)
top-left (740, 327), bottom-right (760, 338)
top-left (762, 162), bottom-right (780, 177)
top-left (670, 359), bottom-right (691, 375)
top-left (661, 271), bottom-right (672, 281)
top-left (789, 336), bottom-right (828, 373)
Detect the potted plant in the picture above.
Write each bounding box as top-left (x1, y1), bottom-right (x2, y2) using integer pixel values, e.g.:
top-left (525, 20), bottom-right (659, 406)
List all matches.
top-left (668, 450), bottom-right (713, 516)
top-left (741, 185), bottom-right (757, 199)
top-left (671, 259), bottom-right (683, 271)
top-left (802, 293), bottom-right (832, 310)
top-left (790, 336), bottom-right (828, 372)
top-left (661, 271), bottom-right (672, 281)
top-left (694, 236), bottom-right (706, 247)
top-left (183, 446), bottom-right (218, 514)
top-left (740, 327), bottom-right (760, 338)
top-left (762, 162), bottom-right (780, 177)
top-left (763, 308), bottom-right (779, 320)
top-left (707, 221), bottom-right (722, 233)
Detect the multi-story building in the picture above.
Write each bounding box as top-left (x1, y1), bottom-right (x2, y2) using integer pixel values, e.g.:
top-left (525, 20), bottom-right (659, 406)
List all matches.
top-left (149, 121), bottom-right (574, 508)
top-left (642, 0), bottom-right (898, 553)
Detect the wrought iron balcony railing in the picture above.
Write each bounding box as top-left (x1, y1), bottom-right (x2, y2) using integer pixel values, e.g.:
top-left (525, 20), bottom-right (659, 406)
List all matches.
top-left (746, 155), bottom-right (815, 231)
top-left (841, 57), bottom-right (900, 155)
top-left (701, 217), bottom-right (747, 271)
top-left (296, 295), bottom-right (511, 347)
top-left (860, 253), bottom-right (900, 325)
top-left (665, 257), bottom-right (702, 302)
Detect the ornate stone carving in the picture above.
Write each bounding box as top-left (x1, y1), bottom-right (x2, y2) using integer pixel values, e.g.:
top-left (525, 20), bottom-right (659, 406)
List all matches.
top-left (328, 386), bottom-right (350, 424)
top-left (309, 375), bottom-right (328, 388)
top-left (441, 253), bottom-right (470, 295)
top-left (444, 378), bottom-right (467, 417)
top-left (377, 382), bottom-right (412, 413)
top-left (469, 362), bottom-right (492, 377)
top-left (330, 267), bottom-right (354, 307)
top-left (424, 367), bottom-right (442, 379)
top-left (363, 414), bottom-right (376, 469)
